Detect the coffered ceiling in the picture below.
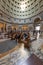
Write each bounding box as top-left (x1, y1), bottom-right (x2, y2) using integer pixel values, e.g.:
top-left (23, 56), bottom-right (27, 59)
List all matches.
top-left (0, 0), bottom-right (43, 19)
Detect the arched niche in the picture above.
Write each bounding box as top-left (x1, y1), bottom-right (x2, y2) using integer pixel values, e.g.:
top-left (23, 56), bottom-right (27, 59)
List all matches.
top-left (21, 25), bottom-right (28, 31)
top-left (12, 25), bottom-right (18, 30)
top-left (33, 17), bottom-right (41, 39)
top-left (34, 17), bottom-right (41, 26)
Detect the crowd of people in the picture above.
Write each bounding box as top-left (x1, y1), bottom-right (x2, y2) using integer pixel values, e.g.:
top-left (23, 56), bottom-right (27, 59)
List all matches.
top-left (0, 27), bottom-right (31, 48)
top-left (7, 30), bottom-right (31, 48)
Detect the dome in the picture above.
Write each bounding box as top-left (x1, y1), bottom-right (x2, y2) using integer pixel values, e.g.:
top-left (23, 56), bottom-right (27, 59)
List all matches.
top-left (0, 0), bottom-right (43, 24)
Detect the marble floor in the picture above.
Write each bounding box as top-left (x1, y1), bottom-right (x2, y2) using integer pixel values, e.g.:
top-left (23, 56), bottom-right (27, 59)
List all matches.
top-left (0, 38), bottom-right (43, 65)
top-left (0, 43), bottom-right (30, 65)
top-left (0, 40), bottom-right (17, 53)
top-left (11, 44), bottom-right (30, 65)
top-left (30, 38), bottom-right (43, 61)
